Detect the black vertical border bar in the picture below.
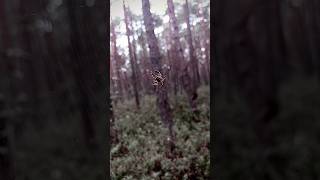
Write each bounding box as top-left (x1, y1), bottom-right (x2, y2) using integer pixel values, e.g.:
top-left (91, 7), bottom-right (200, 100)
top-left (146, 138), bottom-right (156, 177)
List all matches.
top-left (106, 0), bottom-right (111, 179)
top-left (210, 0), bottom-right (215, 179)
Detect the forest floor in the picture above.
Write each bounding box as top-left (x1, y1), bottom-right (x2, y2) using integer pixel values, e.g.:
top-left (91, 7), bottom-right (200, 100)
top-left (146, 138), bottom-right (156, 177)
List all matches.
top-left (111, 85), bottom-right (210, 179)
top-left (214, 75), bottom-right (320, 179)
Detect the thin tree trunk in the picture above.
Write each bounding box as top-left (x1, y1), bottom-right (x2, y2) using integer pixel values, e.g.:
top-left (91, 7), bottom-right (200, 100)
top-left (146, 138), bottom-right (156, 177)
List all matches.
top-left (138, 31), bottom-right (153, 94)
top-left (128, 9), bottom-right (143, 93)
top-left (66, 0), bottom-right (97, 150)
top-left (110, 98), bottom-right (118, 144)
top-left (164, 30), bottom-right (173, 93)
top-left (167, 0), bottom-right (184, 95)
top-left (123, 1), bottom-right (140, 109)
top-left (123, 71), bottom-right (131, 99)
top-left (167, 22), bottom-right (178, 96)
top-left (196, 0), bottom-right (210, 77)
top-left (111, 21), bottom-right (124, 101)
top-left (167, 0), bottom-right (198, 113)
top-left (185, 0), bottom-right (200, 89)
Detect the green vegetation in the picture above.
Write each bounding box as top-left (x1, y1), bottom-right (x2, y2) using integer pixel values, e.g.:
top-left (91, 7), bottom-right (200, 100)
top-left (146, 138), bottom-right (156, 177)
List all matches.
top-left (215, 76), bottom-right (320, 179)
top-left (111, 86), bottom-right (210, 179)
top-left (15, 111), bottom-right (106, 180)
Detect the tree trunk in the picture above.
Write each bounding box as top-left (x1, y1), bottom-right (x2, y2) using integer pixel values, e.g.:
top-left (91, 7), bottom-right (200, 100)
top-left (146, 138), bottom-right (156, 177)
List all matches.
top-left (167, 0), bottom-right (198, 113)
top-left (128, 9), bottom-right (143, 93)
top-left (184, 0), bottom-right (200, 89)
top-left (167, 23), bottom-right (178, 96)
top-left (138, 31), bottom-right (153, 94)
top-left (66, 0), bottom-right (98, 150)
top-left (167, 0), bottom-right (184, 95)
top-left (123, 1), bottom-right (140, 109)
top-left (142, 0), bottom-right (175, 152)
top-left (123, 71), bottom-right (132, 99)
top-left (196, 0), bottom-right (210, 74)
top-left (111, 21), bottom-right (124, 101)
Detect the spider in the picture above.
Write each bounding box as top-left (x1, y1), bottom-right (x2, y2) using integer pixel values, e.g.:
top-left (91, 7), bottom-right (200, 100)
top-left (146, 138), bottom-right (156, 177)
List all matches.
top-left (151, 70), bottom-right (165, 87)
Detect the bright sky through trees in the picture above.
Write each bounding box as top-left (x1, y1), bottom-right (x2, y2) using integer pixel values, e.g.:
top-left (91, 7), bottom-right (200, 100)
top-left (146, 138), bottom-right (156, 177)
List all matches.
top-left (110, 0), bottom-right (186, 53)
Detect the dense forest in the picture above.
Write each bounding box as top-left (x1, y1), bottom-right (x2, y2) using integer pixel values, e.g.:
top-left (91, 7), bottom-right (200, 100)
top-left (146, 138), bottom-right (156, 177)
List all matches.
top-left (0, 0), bottom-right (107, 179)
top-left (214, 0), bottom-right (320, 179)
top-left (3, 0), bottom-right (319, 179)
top-left (110, 0), bottom-right (210, 179)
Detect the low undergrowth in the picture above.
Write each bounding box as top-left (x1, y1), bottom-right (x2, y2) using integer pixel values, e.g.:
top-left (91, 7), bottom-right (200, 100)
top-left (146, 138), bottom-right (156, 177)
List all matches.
top-left (111, 86), bottom-right (210, 179)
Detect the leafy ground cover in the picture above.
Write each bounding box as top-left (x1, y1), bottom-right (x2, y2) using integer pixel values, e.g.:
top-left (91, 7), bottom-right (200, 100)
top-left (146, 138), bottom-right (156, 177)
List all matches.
top-left (111, 86), bottom-right (210, 179)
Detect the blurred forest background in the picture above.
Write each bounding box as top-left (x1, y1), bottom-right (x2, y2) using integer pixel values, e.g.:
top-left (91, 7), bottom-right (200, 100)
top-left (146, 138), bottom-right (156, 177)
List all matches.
top-left (214, 0), bottom-right (320, 179)
top-left (110, 0), bottom-right (210, 179)
top-left (0, 0), bottom-right (107, 179)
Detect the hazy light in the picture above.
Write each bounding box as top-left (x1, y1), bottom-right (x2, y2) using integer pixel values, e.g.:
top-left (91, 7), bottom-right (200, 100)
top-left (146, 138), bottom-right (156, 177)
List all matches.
top-left (181, 23), bottom-right (187, 29)
top-left (117, 36), bottom-right (128, 49)
top-left (137, 45), bottom-right (142, 52)
top-left (163, 15), bottom-right (170, 23)
top-left (155, 26), bottom-right (164, 35)
top-left (121, 67), bottom-right (127, 72)
top-left (162, 64), bottom-right (170, 69)
top-left (111, 0), bottom-right (186, 20)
